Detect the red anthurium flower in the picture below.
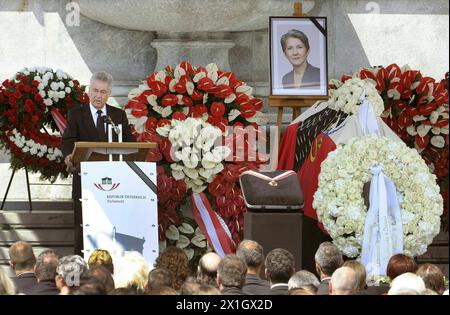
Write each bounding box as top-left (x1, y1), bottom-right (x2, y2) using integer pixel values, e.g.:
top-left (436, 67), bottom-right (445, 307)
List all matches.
top-left (130, 102), bottom-right (148, 118)
top-left (149, 80), bottom-right (168, 97)
top-left (197, 77), bottom-right (214, 92)
top-left (145, 117), bottom-right (158, 131)
top-left (174, 81), bottom-right (187, 94)
top-left (418, 101), bottom-right (436, 116)
top-left (359, 69), bottom-right (376, 81)
top-left (159, 138), bottom-right (174, 163)
top-left (179, 61), bottom-right (194, 75)
top-left (194, 104), bottom-right (208, 116)
top-left (240, 103), bottom-right (256, 119)
top-left (214, 117), bottom-right (229, 133)
top-left (181, 95), bottom-right (193, 106)
top-left (214, 85), bottom-right (232, 99)
top-left (249, 97), bottom-right (263, 111)
top-left (157, 119), bottom-right (171, 128)
top-left (236, 92), bottom-right (250, 104)
top-left (190, 89), bottom-right (203, 101)
top-left (210, 102), bottom-right (225, 118)
top-left (161, 94), bottom-right (178, 107)
top-left (172, 111), bottom-right (187, 121)
top-left (386, 64), bottom-right (401, 80)
top-left (398, 111), bottom-right (413, 128)
top-left (146, 72), bottom-right (157, 85)
top-left (415, 135), bottom-right (429, 149)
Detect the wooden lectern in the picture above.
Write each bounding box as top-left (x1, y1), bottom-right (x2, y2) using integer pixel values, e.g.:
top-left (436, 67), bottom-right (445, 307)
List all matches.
top-left (71, 142), bottom-right (156, 166)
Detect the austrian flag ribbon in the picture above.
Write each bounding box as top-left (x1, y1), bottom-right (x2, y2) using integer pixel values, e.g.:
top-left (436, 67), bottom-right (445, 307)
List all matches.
top-left (50, 107), bottom-right (68, 134)
top-left (191, 192), bottom-right (236, 257)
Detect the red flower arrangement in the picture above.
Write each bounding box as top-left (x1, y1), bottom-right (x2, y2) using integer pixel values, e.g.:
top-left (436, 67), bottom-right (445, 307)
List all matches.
top-left (329, 64), bottom-right (449, 229)
top-left (124, 61), bottom-right (267, 244)
top-left (0, 67), bottom-right (88, 181)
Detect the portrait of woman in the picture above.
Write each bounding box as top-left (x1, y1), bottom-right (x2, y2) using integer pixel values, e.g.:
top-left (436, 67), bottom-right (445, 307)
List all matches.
top-left (270, 17), bottom-right (328, 96)
top-left (280, 29), bottom-right (320, 89)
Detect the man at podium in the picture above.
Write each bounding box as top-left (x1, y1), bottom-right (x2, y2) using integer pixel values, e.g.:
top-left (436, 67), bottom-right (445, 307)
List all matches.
top-left (61, 71), bottom-right (136, 255)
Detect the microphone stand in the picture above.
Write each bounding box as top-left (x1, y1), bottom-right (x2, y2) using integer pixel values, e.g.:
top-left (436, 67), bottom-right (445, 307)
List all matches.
top-left (103, 115), bottom-right (123, 161)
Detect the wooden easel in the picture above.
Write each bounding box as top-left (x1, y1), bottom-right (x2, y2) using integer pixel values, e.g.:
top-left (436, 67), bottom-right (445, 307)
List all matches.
top-left (269, 2), bottom-right (328, 141)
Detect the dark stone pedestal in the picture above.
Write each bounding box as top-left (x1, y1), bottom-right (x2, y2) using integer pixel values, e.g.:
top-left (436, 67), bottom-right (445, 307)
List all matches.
top-left (244, 212), bottom-right (303, 271)
top-left (243, 211), bottom-right (331, 274)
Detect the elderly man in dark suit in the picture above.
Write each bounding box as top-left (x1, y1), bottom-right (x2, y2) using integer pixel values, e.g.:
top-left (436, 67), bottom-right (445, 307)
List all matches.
top-left (61, 71), bottom-right (135, 255)
top-left (8, 241), bottom-right (37, 294)
top-left (314, 242), bottom-right (344, 295)
top-left (236, 240), bottom-right (271, 295)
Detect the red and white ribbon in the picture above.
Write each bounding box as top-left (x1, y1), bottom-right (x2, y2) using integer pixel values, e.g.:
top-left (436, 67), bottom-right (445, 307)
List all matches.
top-left (191, 192), bottom-right (235, 257)
top-left (50, 107), bottom-right (68, 134)
top-left (240, 170), bottom-right (296, 184)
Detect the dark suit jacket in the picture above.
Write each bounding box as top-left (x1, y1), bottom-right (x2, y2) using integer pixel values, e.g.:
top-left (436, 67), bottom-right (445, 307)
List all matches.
top-left (12, 272), bottom-right (37, 295)
top-left (316, 278), bottom-right (330, 295)
top-left (270, 283), bottom-right (289, 295)
top-left (282, 62), bottom-right (321, 89)
top-left (61, 104), bottom-right (135, 158)
top-left (242, 274), bottom-right (271, 295)
top-left (221, 286), bottom-right (246, 295)
top-left (27, 280), bottom-right (59, 295)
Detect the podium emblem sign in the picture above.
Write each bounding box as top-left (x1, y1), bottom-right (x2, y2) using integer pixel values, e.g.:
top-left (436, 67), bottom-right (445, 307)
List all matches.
top-left (81, 161), bottom-right (158, 267)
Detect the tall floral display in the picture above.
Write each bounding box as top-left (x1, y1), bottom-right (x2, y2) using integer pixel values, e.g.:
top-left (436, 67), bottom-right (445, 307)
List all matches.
top-left (329, 64), bottom-right (449, 230)
top-left (124, 62), bottom-right (267, 261)
top-left (0, 67), bottom-right (88, 181)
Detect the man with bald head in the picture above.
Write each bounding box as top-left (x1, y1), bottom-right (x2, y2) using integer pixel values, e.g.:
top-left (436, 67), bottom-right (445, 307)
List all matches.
top-left (329, 266), bottom-right (358, 295)
top-left (236, 240), bottom-right (271, 295)
top-left (8, 241), bottom-right (37, 294)
top-left (197, 252), bottom-right (221, 288)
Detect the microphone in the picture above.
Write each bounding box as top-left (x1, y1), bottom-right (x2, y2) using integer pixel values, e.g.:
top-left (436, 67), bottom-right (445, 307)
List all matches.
top-left (102, 115), bottom-right (121, 135)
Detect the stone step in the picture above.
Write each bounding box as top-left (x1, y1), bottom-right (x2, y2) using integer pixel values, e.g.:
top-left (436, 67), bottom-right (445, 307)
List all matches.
top-left (0, 246), bottom-right (74, 265)
top-left (0, 211), bottom-right (74, 228)
top-left (0, 229), bottom-right (74, 246)
top-left (1, 201), bottom-right (73, 211)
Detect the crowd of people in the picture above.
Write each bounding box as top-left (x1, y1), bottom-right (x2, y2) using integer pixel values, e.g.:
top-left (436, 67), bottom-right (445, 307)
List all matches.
top-left (1, 240), bottom-right (448, 295)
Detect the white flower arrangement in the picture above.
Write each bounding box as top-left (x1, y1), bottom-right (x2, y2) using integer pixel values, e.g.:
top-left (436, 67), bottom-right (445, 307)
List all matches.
top-left (156, 117), bottom-right (231, 193)
top-left (328, 77), bottom-right (384, 116)
top-left (163, 223), bottom-right (210, 260)
top-left (22, 66), bottom-right (74, 110)
top-left (9, 128), bottom-right (63, 162)
top-left (313, 135), bottom-right (443, 258)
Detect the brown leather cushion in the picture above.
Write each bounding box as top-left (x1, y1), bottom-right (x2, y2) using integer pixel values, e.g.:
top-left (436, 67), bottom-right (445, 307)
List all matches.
top-left (240, 170), bottom-right (304, 211)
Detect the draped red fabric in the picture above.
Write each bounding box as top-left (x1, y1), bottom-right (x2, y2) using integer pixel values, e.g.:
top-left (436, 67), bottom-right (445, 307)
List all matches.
top-left (297, 133), bottom-right (336, 233)
top-left (277, 122), bottom-right (300, 170)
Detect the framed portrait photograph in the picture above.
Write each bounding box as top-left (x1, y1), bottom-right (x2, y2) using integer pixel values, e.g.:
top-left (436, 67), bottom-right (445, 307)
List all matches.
top-left (269, 16), bottom-right (328, 96)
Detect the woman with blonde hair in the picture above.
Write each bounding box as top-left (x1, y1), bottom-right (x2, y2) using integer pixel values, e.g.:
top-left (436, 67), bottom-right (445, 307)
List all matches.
top-left (0, 269), bottom-right (16, 295)
top-left (88, 249), bottom-right (114, 275)
top-left (114, 251), bottom-right (149, 293)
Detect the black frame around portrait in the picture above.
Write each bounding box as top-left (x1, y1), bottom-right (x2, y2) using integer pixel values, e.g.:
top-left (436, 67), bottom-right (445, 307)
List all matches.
top-left (269, 16), bottom-right (328, 96)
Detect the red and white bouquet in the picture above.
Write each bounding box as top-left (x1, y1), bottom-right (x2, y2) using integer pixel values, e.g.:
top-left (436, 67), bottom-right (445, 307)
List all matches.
top-left (125, 61), bottom-right (267, 248)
